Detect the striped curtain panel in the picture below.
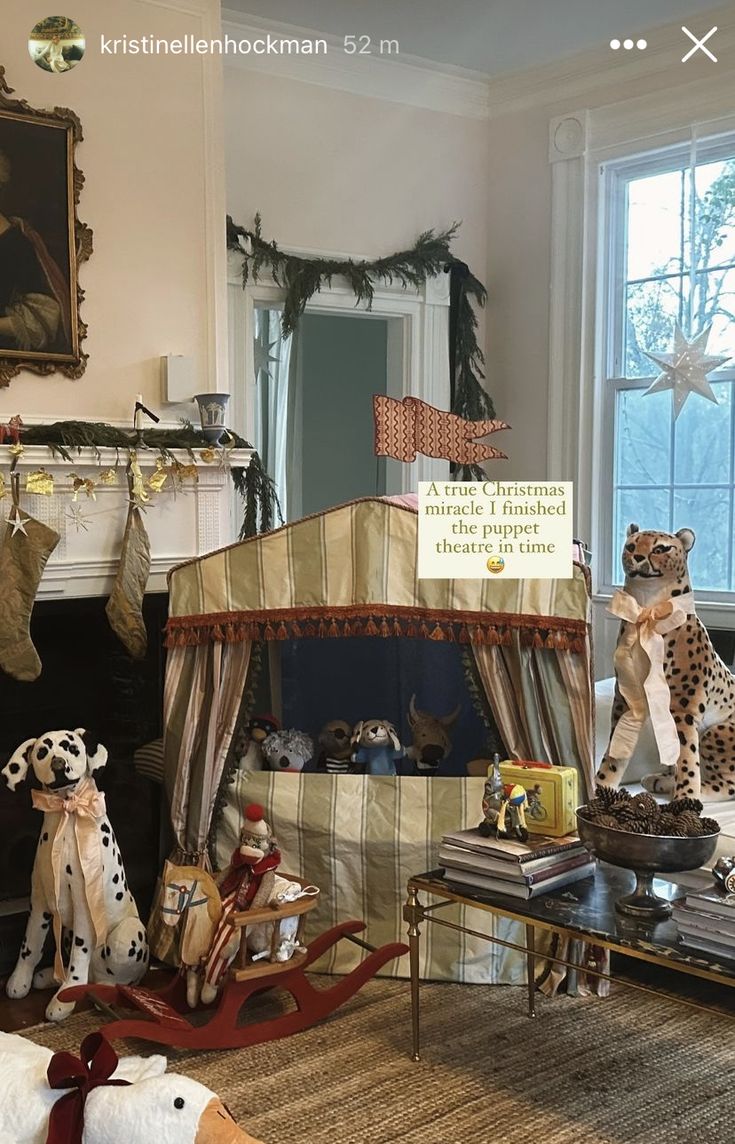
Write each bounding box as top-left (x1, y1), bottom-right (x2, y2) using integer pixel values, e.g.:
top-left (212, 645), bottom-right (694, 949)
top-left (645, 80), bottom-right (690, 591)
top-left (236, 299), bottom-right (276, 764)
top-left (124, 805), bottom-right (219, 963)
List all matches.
top-left (216, 772), bottom-right (549, 985)
top-left (472, 633), bottom-right (596, 799)
top-left (148, 640), bottom-right (251, 963)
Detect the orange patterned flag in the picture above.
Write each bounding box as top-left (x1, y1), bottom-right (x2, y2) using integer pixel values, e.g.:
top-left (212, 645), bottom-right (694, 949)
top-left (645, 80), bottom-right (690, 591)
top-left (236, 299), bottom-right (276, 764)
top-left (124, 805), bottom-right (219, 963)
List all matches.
top-left (373, 395), bottom-right (509, 465)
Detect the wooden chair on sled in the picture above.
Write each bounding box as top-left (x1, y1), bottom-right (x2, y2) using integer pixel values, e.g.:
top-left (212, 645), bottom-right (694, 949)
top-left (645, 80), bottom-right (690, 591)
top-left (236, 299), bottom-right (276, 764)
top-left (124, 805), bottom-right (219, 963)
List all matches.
top-left (60, 875), bottom-right (408, 1051)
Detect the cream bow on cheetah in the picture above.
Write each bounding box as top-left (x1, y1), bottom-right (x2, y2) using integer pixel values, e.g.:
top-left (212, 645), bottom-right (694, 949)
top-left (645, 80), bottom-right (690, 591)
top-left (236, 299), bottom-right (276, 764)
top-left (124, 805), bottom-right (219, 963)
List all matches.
top-left (597, 524), bottom-right (735, 801)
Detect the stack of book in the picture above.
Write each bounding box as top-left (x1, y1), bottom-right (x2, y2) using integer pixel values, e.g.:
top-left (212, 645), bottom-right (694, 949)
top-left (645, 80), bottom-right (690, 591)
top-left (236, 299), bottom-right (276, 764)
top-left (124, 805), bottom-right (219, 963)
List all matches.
top-left (438, 828), bottom-right (594, 899)
top-left (673, 884), bottom-right (735, 960)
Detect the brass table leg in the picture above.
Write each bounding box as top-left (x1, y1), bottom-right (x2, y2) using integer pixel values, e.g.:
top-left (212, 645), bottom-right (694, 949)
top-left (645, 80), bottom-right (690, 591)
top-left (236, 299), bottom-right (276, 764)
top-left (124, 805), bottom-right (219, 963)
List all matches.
top-left (404, 884), bottom-right (423, 1061)
top-left (526, 923), bottom-right (537, 1018)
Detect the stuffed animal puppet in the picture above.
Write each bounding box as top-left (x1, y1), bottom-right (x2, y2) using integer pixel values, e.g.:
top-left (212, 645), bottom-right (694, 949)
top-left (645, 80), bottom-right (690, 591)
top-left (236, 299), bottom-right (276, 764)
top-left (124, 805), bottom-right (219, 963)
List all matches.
top-left (316, 720), bottom-right (356, 774)
top-left (0, 1030), bottom-right (263, 1144)
top-left (262, 729), bottom-right (314, 773)
top-left (405, 695), bottom-right (461, 774)
top-left (352, 720), bottom-right (403, 776)
top-left (238, 714), bottom-right (279, 774)
top-left (1, 729), bottom-right (148, 1022)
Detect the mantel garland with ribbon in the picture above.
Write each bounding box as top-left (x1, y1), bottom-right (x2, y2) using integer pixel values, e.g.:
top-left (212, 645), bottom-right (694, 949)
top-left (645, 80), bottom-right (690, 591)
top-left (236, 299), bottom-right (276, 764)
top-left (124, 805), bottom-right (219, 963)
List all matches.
top-left (226, 214), bottom-right (495, 480)
top-left (1, 418), bottom-right (279, 537)
top-left (0, 417), bottom-right (279, 675)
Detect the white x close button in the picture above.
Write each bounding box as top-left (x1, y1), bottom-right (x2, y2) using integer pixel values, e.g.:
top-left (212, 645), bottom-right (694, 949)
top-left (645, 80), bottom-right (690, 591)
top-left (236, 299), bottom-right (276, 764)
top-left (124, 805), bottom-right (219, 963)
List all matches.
top-left (682, 25), bottom-right (718, 62)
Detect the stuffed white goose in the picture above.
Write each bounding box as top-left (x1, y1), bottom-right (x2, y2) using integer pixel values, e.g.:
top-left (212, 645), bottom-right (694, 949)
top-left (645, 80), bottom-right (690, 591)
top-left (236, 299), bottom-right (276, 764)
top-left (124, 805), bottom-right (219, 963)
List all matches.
top-left (0, 1031), bottom-right (263, 1144)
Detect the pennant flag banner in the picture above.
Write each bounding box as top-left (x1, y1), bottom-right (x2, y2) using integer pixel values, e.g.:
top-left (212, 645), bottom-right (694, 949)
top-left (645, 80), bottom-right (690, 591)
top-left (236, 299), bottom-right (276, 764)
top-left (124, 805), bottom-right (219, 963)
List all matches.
top-left (373, 395), bottom-right (509, 466)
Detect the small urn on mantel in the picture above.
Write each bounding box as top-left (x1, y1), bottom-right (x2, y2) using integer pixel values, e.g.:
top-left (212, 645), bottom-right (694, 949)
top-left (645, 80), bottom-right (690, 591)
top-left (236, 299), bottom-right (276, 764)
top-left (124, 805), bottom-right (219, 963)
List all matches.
top-left (194, 393), bottom-right (230, 444)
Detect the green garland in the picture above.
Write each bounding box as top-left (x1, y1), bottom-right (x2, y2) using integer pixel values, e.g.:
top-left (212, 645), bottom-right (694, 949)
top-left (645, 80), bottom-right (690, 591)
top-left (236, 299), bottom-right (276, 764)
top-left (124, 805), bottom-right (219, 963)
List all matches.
top-left (13, 420), bottom-right (279, 539)
top-left (226, 215), bottom-right (496, 480)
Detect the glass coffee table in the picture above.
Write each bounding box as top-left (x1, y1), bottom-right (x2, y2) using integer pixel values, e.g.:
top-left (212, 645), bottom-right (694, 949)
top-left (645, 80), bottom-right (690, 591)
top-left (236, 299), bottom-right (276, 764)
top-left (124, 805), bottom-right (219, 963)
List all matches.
top-left (405, 863), bottom-right (735, 1061)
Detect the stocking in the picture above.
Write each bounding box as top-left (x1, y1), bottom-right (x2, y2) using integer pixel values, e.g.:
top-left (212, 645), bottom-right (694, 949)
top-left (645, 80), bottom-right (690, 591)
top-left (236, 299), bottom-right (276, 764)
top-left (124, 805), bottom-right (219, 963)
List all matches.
top-left (105, 504), bottom-right (150, 660)
top-left (0, 510), bottom-right (60, 682)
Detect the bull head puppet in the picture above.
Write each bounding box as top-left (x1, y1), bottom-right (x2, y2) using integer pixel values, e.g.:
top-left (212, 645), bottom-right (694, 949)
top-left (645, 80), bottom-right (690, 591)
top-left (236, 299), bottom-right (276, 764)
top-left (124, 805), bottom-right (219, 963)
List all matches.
top-left (405, 696), bottom-right (461, 775)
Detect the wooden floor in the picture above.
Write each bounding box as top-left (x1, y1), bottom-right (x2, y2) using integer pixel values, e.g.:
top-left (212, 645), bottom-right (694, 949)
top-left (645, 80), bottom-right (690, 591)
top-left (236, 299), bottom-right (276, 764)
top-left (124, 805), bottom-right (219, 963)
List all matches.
top-left (0, 966), bottom-right (174, 1032)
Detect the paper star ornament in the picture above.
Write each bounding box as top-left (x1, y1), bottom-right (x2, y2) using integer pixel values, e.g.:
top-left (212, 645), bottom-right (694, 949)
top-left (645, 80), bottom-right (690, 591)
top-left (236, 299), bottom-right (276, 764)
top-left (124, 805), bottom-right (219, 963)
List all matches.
top-left (253, 337), bottom-right (279, 379)
top-left (643, 323), bottom-right (730, 419)
top-left (65, 503), bottom-right (91, 533)
top-left (5, 508), bottom-right (28, 537)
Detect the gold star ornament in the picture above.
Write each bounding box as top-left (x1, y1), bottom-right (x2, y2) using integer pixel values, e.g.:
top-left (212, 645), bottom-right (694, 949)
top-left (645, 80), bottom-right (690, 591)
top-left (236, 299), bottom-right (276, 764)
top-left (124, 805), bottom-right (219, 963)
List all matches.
top-left (643, 323), bottom-right (730, 419)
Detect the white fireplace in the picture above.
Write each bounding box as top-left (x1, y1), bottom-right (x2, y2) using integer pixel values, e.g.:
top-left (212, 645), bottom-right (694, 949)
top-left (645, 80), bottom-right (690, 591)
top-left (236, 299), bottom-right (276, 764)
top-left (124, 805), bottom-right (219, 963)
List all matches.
top-left (1, 445), bottom-right (253, 598)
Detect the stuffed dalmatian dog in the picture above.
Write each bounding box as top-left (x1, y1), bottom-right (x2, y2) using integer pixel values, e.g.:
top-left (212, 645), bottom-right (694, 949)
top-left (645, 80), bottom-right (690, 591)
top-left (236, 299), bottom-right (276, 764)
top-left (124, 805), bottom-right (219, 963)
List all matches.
top-left (2, 729), bottom-right (148, 1022)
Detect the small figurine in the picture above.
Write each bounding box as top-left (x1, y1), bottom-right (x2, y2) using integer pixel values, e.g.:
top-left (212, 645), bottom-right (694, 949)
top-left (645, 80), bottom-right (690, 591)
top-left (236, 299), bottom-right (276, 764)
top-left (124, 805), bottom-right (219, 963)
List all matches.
top-left (478, 754), bottom-right (529, 842)
top-left (200, 803), bottom-right (281, 1004)
top-left (713, 856), bottom-right (735, 894)
top-left (405, 695), bottom-right (461, 775)
top-left (352, 720), bottom-right (403, 776)
top-left (316, 720), bottom-right (357, 774)
top-left (262, 729), bottom-right (314, 773)
top-left (237, 713), bottom-right (279, 773)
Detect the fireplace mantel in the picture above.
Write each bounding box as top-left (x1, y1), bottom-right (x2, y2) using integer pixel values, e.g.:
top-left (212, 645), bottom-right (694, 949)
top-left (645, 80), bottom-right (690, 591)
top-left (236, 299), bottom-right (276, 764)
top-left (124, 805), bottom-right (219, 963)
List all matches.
top-left (1, 445), bottom-right (254, 598)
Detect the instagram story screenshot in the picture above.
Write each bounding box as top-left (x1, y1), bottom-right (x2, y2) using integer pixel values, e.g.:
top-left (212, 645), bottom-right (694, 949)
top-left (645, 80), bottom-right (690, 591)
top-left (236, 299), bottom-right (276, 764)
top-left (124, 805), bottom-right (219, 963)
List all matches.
top-left (0, 2), bottom-right (735, 1142)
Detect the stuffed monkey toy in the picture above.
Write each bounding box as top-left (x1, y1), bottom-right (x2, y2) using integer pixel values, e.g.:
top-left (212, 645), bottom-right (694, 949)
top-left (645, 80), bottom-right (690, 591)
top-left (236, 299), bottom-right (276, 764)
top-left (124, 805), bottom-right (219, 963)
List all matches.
top-left (200, 804), bottom-right (280, 1004)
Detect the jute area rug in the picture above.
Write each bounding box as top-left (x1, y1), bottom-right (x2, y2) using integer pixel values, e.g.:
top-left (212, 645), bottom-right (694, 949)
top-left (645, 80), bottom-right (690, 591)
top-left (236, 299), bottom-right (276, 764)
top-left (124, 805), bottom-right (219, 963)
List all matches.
top-left (23, 978), bottom-right (735, 1144)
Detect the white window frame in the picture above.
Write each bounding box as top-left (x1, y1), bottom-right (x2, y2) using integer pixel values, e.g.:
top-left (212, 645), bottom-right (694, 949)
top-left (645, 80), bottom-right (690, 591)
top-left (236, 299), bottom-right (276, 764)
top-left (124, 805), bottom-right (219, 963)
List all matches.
top-left (599, 132), bottom-right (735, 604)
top-left (547, 83), bottom-right (735, 664)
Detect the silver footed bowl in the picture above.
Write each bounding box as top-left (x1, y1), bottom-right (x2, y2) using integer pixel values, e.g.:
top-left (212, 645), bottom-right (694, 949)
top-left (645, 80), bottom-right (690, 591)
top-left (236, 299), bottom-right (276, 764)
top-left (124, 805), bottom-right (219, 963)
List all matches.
top-left (576, 806), bottom-right (719, 921)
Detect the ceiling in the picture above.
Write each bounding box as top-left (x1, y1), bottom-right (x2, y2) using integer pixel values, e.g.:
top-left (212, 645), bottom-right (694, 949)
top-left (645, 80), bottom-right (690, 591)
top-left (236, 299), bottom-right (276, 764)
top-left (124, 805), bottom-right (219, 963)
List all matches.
top-left (223, 0), bottom-right (723, 76)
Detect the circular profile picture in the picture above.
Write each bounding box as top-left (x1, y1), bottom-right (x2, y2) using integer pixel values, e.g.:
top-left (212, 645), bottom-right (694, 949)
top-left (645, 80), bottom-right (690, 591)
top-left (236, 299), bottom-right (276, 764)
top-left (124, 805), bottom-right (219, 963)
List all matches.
top-left (486, 555), bottom-right (505, 574)
top-left (28, 16), bottom-right (85, 73)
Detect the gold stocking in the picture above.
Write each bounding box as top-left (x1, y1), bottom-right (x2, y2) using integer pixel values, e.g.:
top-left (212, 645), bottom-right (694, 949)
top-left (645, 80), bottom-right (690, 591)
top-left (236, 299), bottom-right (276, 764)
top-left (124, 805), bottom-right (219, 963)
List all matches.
top-left (0, 508), bottom-right (60, 682)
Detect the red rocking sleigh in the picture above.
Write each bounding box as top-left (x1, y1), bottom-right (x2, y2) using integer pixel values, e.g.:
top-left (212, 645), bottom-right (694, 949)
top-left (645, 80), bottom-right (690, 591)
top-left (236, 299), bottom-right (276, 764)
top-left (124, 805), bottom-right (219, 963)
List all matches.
top-left (60, 871), bottom-right (407, 1051)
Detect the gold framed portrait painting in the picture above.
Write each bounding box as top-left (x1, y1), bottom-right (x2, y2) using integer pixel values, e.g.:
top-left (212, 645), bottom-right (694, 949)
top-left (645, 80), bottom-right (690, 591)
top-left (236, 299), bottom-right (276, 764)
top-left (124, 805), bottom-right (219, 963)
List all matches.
top-left (0, 66), bottom-right (92, 387)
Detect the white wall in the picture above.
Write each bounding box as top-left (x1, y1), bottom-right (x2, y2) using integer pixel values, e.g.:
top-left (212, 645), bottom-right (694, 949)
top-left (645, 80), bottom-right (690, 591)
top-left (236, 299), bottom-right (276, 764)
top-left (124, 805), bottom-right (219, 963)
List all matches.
top-left (0, 0), bottom-right (226, 426)
top-left (224, 65), bottom-right (490, 341)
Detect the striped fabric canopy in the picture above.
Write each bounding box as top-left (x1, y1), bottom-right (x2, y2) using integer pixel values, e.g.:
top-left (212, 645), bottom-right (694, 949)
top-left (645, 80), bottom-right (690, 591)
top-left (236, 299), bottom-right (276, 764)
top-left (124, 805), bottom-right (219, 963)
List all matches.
top-left (166, 497), bottom-right (590, 650)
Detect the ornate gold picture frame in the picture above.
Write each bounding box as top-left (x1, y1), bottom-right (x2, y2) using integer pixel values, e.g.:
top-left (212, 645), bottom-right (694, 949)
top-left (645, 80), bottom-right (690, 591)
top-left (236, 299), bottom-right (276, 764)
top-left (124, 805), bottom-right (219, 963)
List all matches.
top-left (0, 65), bottom-right (92, 388)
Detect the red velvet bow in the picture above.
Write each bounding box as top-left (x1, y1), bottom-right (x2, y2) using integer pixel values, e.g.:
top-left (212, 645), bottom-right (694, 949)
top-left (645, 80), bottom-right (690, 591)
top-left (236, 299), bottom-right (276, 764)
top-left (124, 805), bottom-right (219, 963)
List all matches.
top-left (46, 1033), bottom-right (130, 1144)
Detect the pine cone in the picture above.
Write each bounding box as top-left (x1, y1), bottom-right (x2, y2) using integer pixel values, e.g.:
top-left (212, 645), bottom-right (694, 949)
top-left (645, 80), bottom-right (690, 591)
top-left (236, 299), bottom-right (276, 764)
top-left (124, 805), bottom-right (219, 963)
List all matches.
top-left (593, 785), bottom-right (619, 809)
top-left (674, 811), bottom-right (703, 836)
top-left (700, 817), bottom-right (721, 835)
top-left (630, 792), bottom-right (658, 817)
top-left (667, 797), bottom-right (704, 816)
top-left (628, 818), bottom-right (653, 834)
top-left (595, 813), bottom-right (621, 829)
top-left (656, 813), bottom-right (679, 835)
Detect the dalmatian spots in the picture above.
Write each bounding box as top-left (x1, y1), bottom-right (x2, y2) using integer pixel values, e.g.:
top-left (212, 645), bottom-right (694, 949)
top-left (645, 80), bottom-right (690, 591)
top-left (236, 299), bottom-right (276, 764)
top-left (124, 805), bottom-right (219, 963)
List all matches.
top-left (3, 728), bottom-right (151, 1020)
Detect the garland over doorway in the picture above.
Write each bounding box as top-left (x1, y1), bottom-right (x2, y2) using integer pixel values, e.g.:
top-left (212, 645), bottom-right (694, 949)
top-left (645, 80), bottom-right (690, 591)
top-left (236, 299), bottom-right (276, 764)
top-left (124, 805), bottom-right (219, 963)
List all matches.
top-left (226, 215), bottom-right (497, 480)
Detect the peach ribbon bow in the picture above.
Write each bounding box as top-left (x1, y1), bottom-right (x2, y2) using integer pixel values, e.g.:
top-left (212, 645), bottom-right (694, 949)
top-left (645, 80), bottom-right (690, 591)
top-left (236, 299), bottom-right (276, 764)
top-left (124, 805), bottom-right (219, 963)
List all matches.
top-left (32, 778), bottom-right (108, 982)
top-left (607, 589), bottom-right (695, 769)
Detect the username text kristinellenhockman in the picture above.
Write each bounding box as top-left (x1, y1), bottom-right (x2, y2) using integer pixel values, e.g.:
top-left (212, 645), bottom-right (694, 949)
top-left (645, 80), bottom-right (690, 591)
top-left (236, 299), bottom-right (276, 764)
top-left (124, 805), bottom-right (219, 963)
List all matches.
top-left (100, 33), bottom-right (328, 55)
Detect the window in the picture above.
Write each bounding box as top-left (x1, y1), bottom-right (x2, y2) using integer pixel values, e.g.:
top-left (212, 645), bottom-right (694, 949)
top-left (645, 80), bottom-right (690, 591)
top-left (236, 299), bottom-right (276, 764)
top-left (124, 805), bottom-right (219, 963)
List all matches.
top-left (602, 133), bottom-right (735, 596)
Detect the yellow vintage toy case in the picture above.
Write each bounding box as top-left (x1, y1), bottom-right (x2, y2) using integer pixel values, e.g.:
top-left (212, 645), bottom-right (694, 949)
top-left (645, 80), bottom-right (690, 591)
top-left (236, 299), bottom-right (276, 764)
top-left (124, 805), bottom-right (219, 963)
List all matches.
top-left (498, 760), bottom-right (578, 837)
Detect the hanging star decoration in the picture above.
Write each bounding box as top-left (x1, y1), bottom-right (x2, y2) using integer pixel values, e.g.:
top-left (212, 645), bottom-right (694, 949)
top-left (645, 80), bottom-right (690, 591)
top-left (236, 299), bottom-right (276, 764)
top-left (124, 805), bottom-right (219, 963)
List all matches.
top-left (253, 336), bottom-right (279, 379)
top-left (643, 323), bottom-right (730, 419)
top-left (65, 503), bottom-right (91, 533)
top-left (5, 508), bottom-right (28, 538)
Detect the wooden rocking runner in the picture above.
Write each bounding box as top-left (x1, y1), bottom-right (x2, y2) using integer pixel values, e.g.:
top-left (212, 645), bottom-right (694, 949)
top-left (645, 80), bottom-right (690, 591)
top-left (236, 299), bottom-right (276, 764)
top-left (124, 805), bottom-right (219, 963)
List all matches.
top-left (60, 879), bottom-right (407, 1050)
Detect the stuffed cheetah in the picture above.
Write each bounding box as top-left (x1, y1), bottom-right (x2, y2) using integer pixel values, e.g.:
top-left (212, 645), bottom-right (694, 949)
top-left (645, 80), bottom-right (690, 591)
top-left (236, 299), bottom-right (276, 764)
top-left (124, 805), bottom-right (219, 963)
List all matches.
top-left (596, 524), bottom-right (735, 802)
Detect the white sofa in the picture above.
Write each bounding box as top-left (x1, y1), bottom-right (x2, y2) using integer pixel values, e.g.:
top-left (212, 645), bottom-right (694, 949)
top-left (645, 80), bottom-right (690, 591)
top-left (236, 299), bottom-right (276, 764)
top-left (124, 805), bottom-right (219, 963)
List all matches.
top-left (595, 677), bottom-right (735, 864)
